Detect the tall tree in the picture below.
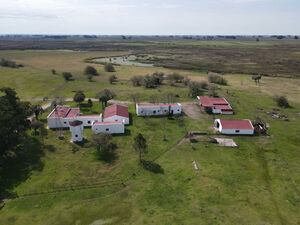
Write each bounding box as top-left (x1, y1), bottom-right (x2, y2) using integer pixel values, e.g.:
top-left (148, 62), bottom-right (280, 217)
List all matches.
top-left (133, 133), bottom-right (147, 162)
top-left (32, 104), bottom-right (43, 120)
top-left (109, 74), bottom-right (117, 84)
top-left (73, 91), bottom-right (85, 106)
top-left (104, 63), bottom-right (115, 72)
top-left (92, 133), bottom-right (116, 160)
top-left (0, 88), bottom-right (32, 158)
top-left (62, 72), bottom-right (72, 81)
top-left (96, 89), bottom-right (116, 108)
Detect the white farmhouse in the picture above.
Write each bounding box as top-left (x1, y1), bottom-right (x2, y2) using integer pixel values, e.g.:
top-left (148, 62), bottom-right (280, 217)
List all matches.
top-left (214, 119), bottom-right (254, 135)
top-left (69, 120), bottom-right (84, 142)
top-left (47, 105), bottom-right (102, 129)
top-left (103, 104), bottom-right (129, 125)
top-left (136, 103), bottom-right (182, 116)
top-left (92, 121), bottom-right (125, 134)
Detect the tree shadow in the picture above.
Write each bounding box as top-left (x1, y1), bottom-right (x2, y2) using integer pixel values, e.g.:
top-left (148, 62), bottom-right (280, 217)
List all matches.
top-left (141, 160), bottom-right (164, 174)
top-left (0, 135), bottom-right (45, 199)
top-left (95, 143), bottom-right (118, 164)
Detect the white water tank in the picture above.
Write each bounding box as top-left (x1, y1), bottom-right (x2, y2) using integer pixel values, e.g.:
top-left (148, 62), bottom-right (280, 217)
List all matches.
top-left (69, 120), bottom-right (84, 142)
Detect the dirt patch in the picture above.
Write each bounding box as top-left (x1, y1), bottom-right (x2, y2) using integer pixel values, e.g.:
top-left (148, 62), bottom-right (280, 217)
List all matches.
top-left (181, 102), bottom-right (201, 120)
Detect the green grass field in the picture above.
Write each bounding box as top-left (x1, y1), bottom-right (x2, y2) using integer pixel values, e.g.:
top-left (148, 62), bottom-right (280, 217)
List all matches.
top-left (0, 49), bottom-right (299, 225)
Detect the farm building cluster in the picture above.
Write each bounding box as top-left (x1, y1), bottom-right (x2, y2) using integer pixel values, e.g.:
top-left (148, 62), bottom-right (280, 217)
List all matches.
top-left (46, 95), bottom-right (260, 142)
top-left (47, 104), bottom-right (129, 142)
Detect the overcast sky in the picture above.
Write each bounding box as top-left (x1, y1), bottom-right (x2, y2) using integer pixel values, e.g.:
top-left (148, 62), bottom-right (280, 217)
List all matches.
top-left (0, 0), bottom-right (299, 35)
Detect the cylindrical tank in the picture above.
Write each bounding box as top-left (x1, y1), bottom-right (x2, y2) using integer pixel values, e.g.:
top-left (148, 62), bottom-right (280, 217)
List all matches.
top-left (69, 120), bottom-right (84, 142)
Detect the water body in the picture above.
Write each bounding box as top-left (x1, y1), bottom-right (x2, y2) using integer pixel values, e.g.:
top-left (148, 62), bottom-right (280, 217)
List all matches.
top-left (94, 55), bottom-right (154, 67)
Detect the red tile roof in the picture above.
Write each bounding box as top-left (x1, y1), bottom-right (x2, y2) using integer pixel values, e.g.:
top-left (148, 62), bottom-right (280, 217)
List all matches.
top-left (198, 96), bottom-right (229, 107)
top-left (220, 119), bottom-right (253, 130)
top-left (104, 104), bottom-right (129, 119)
top-left (214, 105), bottom-right (233, 110)
top-left (93, 121), bottom-right (123, 125)
top-left (49, 106), bottom-right (71, 118)
top-left (65, 108), bottom-right (80, 118)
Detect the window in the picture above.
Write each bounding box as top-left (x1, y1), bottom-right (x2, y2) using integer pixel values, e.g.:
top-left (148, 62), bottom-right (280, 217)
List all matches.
top-left (177, 109), bottom-right (180, 111)
top-left (157, 110), bottom-right (160, 112)
top-left (153, 110), bottom-right (156, 114)
top-left (64, 122), bottom-right (66, 124)
top-left (106, 128), bottom-right (109, 131)
top-left (115, 119), bottom-right (118, 121)
top-left (88, 121), bottom-right (91, 124)
top-left (235, 130), bottom-right (240, 133)
top-left (75, 134), bottom-right (78, 137)
top-left (164, 110), bottom-right (167, 112)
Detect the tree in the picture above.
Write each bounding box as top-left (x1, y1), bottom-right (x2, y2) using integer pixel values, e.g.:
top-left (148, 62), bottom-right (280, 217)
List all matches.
top-left (168, 73), bottom-right (184, 83)
top-left (104, 63), bottom-right (115, 72)
top-left (143, 74), bottom-right (155, 88)
top-left (73, 91), bottom-right (85, 106)
top-left (188, 81), bottom-right (207, 98)
top-left (295, 36), bottom-right (298, 40)
top-left (87, 98), bottom-right (93, 110)
top-left (32, 104), bottom-right (43, 120)
top-left (92, 133), bottom-right (116, 160)
top-left (62, 72), bottom-right (72, 81)
top-left (109, 74), bottom-right (117, 84)
top-left (133, 133), bottom-right (147, 162)
top-left (0, 88), bottom-right (32, 158)
top-left (84, 66), bottom-right (98, 76)
top-left (96, 89), bottom-right (116, 108)
top-left (51, 69), bottom-right (56, 74)
top-left (31, 120), bottom-right (44, 135)
top-left (151, 72), bottom-right (164, 85)
top-left (130, 75), bottom-right (143, 86)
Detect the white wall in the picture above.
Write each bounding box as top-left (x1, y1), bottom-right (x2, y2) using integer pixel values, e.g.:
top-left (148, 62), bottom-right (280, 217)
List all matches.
top-left (104, 115), bottom-right (129, 125)
top-left (77, 115), bottom-right (102, 127)
top-left (92, 123), bottom-right (124, 134)
top-left (47, 115), bottom-right (102, 129)
top-left (69, 124), bottom-right (84, 142)
top-left (136, 104), bottom-right (182, 116)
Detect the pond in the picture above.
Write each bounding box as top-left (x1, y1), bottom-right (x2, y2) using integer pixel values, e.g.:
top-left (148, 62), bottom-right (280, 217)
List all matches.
top-left (93, 55), bottom-right (154, 67)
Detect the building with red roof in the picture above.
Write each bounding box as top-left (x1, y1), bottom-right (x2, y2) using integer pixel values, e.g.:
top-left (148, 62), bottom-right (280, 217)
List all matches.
top-left (47, 105), bottom-right (102, 129)
top-left (136, 103), bottom-right (182, 116)
top-left (214, 119), bottom-right (254, 135)
top-left (103, 104), bottom-right (129, 124)
top-left (197, 96), bottom-right (233, 114)
top-left (92, 121), bottom-right (124, 134)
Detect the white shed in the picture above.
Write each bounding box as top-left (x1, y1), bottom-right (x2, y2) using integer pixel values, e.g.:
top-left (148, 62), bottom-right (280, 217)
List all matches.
top-left (214, 119), bottom-right (254, 135)
top-left (136, 103), bottom-right (182, 116)
top-left (92, 121), bottom-right (125, 134)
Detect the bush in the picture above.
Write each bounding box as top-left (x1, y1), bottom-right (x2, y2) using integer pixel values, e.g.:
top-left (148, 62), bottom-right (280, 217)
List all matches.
top-left (0, 58), bottom-right (19, 68)
top-left (62, 72), bottom-right (72, 81)
top-left (141, 160), bottom-right (164, 174)
top-left (208, 74), bottom-right (227, 85)
top-left (167, 73), bottom-right (184, 83)
top-left (104, 63), bottom-right (115, 72)
top-left (109, 74), bottom-right (117, 84)
top-left (143, 75), bottom-right (155, 88)
top-left (274, 95), bottom-right (290, 108)
top-left (131, 75), bottom-right (143, 86)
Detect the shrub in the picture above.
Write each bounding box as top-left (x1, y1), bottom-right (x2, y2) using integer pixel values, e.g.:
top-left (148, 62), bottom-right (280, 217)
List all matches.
top-left (131, 75), bottom-right (143, 86)
top-left (62, 72), bottom-right (72, 81)
top-left (109, 74), bottom-right (117, 84)
top-left (143, 75), bottom-right (155, 88)
top-left (168, 73), bottom-right (184, 83)
top-left (208, 74), bottom-right (227, 85)
top-left (104, 63), bottom-right (115, 72)
top-left (0, 58), bottom-right (19, 68)
top-left (274, 95), bottom-right (290, 108)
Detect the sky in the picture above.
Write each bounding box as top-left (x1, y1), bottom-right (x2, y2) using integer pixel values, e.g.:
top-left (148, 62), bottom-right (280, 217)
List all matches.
top-left (0, 0), bottom-right (299, 35)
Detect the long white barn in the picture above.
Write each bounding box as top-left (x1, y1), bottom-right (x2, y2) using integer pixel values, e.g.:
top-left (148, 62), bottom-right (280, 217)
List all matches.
top-left (136, 103), bottom-right (182, 116)
top-left (92, 121), bottom-right (125, 134)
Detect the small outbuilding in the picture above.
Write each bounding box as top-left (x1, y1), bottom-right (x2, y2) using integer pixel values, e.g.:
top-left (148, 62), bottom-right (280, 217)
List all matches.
top-left (214, 119), bottom-right (254, 135)
top-left (136, 103), bottom-right (182, 116)
top-left (92, 121), bottom-right (125, 134)
top-left (197, 96), bottom-right (233, 114)
top-left (103, 104), bottom-right (129, 125)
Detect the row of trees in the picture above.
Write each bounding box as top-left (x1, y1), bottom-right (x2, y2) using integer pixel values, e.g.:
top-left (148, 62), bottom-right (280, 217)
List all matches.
top-left (73, 89), bottom-right (116, 108)
top-left (0, 58), bottom-right (23, 68)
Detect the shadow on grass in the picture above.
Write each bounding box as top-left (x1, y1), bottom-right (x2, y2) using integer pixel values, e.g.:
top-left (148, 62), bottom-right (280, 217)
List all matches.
top-left (141, 160), bottom-right (164, 174)
top-left (94, 144), bottom-right (118, 164)
top-left (0, 135), bottom-right (45, 199)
